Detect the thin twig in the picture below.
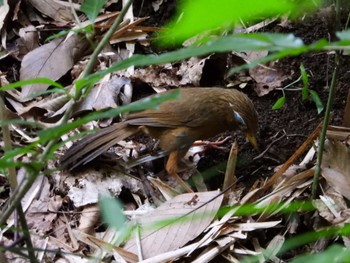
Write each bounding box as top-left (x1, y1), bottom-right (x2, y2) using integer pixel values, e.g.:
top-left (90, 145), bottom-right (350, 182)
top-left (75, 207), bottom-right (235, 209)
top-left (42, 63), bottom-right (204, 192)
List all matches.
top-left (253, 131), bottom-right (286, 160)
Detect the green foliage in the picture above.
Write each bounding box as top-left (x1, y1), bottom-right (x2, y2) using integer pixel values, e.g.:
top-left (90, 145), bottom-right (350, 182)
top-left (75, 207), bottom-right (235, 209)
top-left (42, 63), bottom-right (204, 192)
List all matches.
top-left (45, 25), bottom-right (94, 42)
top-left (158, 0), bottom-right (322, 45)
top-left (272, 96), bottom-right (286, 110)
top-left (309, 89), bottom-right (324, 113)
top-left (291, 245), bottom-right (350, 263)
top-left (99, 196), bottom-right (127, 230)
top-left (80, 33), bottom-right (328, 90)
top-left (80, 0), bottom-right (108, 23)
top-left (272, 64), bottom-right (324, 112)
top-left (0, 78), bottom-right (65, 92)
top-left (300, 64), bottom-right (309, 100)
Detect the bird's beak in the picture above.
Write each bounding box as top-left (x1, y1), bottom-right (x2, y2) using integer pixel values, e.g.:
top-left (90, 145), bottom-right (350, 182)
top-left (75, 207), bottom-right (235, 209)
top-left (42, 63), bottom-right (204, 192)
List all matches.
top-left (244, 132), bottom-right (259, 150)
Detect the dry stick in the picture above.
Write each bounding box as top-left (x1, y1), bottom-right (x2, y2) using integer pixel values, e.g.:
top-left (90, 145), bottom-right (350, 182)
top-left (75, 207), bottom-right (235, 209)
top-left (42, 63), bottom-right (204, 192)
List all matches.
top-left (261, 122), bottom-right (322, 193)
top-left (0, 0), bottom-right (135, 230)
top-left (223, 141), bottom-right (238, 203)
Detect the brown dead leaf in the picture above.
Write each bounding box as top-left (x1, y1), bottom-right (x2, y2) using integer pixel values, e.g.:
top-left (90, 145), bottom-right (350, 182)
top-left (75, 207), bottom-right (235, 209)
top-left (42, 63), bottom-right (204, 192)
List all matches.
top-left (251, 62), bottom-right (288, 97)
top-left (17, 25), bottom-right (39, 58)
top-left (28, 0), bottom-right (74, 22)
top-left (20, 35), bottom-right (87, 101)
top-left (327, 125), bottom-right (350, 141)
top-left (133, 64), bottom-right (179, 88)
top-left (133, 56), bottom-right (210, 88)
top-left (124, 191), bottom-right (223, 259)
top-left (78, 205), bottom-right (100, 235)
top-left (177, 57), bottom-right (208, 86)
top-left (238, 50), bottom-right (288, 96)
top-left (321, 139), bottom-right (350, 200)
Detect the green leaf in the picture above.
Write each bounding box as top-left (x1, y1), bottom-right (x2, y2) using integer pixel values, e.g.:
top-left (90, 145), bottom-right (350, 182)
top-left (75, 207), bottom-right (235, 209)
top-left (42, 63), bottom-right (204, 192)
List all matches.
top-left (309, 90), bottom-right (324, 114)
top-left (45, 25), bottom-right (94, 42)
top-left (336, 29), bottom-right (350, 40)
top-left (158, 0), bottom-right (321, 46)
top-left (99, 196), bottom-right (126, 230)
top-left (99, 196), bottom-right (132, 245)
top-left (0, 78), bottom-right (64, 91)
top-left (80, 33), bottom-right (309, 89)
top-left (291, 245), bottom-right (350, 263)
top-left (80, 0), bottom-right (108, 23)
top-left (300, 64), bottom-right (309, 101)
top-left (272, 96), bottom-right (286, 110)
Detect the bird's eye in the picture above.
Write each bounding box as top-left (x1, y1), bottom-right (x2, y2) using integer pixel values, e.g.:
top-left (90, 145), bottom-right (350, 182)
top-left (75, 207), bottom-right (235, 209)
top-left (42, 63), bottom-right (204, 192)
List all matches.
top-left (233, 111), bottom-right (247, 129)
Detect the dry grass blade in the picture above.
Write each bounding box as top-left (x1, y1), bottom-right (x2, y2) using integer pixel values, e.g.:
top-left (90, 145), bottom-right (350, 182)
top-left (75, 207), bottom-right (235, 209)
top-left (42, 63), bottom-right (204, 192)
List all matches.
top-left (262, 122), bottom-right (322, 193)
top-left (223, 141), bottom-right (238, 191)
top-left (326, 125), bottom-right (350, 140)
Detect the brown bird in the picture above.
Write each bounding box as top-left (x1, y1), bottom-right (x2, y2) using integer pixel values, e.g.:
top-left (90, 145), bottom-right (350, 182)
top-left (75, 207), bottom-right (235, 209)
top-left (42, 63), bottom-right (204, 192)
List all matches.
top-left (60, 87), bottom-right (258, 192)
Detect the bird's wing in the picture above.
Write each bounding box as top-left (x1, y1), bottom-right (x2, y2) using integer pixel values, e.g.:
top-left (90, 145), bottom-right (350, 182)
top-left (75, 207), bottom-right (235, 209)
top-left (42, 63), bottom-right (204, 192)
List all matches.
top-left (126, 92), bottom-right (216, 128)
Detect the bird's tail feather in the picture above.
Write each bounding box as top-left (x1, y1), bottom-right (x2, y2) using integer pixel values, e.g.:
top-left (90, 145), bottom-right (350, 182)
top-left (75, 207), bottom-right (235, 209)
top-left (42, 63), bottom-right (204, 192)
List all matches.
top-left (60, 122), bottom-right (139, 169)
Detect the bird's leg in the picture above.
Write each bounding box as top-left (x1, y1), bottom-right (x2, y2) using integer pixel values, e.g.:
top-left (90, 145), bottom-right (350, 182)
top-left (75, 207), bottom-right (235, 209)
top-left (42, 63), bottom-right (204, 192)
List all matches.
top-left (193, 136), bottom-right (231, 150)
top-left (166, 151), bottom-right (194, 193)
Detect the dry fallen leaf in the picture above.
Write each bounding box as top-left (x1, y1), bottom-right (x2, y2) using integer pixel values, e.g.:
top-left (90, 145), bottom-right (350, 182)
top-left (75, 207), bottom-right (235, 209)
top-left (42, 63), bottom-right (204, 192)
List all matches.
top-left (251, 62), bottom-right (288, 97)
top-left (133, 56), bottom-right (210, 88)
top-left (28, 0), bottom-right (74, 22)
top-left (124, 191), bottom-right (223, 259)
top-left (20, 35), bottom-right (87, 101)
top-left (321, 139), bottom-right (350, 200)
top-left (64, 169), bottom-right (141, 207)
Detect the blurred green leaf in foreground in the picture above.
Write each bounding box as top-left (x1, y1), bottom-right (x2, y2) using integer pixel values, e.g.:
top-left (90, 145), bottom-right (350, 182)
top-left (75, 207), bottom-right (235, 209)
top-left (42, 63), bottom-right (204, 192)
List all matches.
top-left (159, 0), bottom-right (322, 46)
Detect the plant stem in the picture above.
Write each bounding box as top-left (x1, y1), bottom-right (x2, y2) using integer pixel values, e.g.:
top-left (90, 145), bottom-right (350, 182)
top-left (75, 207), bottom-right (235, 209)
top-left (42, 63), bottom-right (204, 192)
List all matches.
top-left (311, 0), bottom-right (341, 199)
top-left (311, 53), bottom-right (339, 199)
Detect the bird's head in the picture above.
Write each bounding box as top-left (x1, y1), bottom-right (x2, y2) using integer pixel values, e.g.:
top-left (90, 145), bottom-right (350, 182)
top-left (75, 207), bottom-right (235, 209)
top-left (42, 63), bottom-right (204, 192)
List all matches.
top-left (229, 91), bottom-right (259, 150)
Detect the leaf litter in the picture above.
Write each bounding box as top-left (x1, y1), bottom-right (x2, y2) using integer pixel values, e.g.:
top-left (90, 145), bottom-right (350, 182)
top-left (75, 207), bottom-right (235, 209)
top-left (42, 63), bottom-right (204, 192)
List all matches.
top-left (0, 1), bottom-right (350, 262)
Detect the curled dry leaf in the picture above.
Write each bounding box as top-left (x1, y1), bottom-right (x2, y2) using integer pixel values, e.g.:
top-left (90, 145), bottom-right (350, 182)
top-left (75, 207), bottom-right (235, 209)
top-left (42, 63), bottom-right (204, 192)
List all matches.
top-left (74, 76), bottom-right (132, 115)
top-left (321, 139), bottom-right (350, 200)
top-left (18, 93), bottom-right (69, 120)
top-left (124, 191), bottom-right (223, 259)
